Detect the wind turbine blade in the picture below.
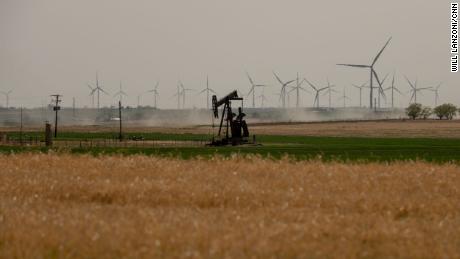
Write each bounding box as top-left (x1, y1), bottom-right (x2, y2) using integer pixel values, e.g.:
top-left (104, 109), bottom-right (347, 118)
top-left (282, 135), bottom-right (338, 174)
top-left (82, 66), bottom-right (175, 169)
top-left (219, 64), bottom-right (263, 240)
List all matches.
top-left (418, 87), bottom-right (433, 91)
top-left (394, 88), bottom-right (404, 95)
top-left (337, 64), bottom-right (370, 68)
top-left (100, 88), bottom-right (109, 95)
top-left (246, 72), bottom-right (255, 85)
top-left (372, 37), bottom-right (392, 66)
top-left (273, 72), bottom-right (284, 85)
top-left (372, 69), bottom-right (386, 98)
top-left (403, 75), bottom-right (415, 90)
top-left (247, 86), bottom-right (254, 96)
top-left (197, 89), bottom-right (207, 94)
top-left (300, 87), bottom-right (311, 94)
top-left (285, 79), bottom-right (295, 86)
top-left (381, 73), bottom-right (389, 85)
top-left (304, 78), bottom-right (317, 91)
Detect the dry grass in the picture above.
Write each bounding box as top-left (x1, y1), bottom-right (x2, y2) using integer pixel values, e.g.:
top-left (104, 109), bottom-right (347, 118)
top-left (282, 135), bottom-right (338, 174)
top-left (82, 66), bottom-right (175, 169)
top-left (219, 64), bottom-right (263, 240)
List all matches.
top-left (1, 154), bottom-right (460, 258)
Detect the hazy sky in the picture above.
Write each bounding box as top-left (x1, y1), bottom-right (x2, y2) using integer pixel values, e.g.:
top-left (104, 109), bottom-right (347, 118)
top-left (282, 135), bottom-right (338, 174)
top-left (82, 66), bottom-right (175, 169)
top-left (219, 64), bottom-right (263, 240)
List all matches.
top-left (0, 0), bottom-right (457, 108)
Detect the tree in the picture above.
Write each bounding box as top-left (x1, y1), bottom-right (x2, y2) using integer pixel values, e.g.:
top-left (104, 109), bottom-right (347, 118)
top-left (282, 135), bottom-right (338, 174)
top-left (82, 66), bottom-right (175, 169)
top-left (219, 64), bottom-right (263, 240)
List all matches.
top-left (434, 103), bottom-right (457, 120)
top-left (420, 106), bottom-right (432, 120)
top-left (406, 103), bottom-right (422, 120)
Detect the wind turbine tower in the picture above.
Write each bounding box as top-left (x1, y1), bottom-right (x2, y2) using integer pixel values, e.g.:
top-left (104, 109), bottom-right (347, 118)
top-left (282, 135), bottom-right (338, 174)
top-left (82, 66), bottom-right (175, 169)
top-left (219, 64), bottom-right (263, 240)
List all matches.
top-left (430, 83), bottom-right (442, 107)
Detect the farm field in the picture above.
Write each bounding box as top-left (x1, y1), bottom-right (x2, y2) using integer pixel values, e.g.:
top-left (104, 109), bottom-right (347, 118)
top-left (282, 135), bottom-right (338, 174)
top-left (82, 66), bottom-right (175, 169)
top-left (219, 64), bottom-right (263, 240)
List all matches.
top-left (2, 128), bottom-right (460, 162)
top-left (1, 154), bottom-right (459, 258)
top-left (3, 120), bottom-right (460, 138)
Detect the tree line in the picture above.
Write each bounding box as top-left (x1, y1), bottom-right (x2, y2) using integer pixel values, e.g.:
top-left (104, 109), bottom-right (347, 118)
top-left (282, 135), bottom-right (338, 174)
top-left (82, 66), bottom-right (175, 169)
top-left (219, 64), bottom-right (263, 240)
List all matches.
top-left (406, 103), bottom-right (458, 120)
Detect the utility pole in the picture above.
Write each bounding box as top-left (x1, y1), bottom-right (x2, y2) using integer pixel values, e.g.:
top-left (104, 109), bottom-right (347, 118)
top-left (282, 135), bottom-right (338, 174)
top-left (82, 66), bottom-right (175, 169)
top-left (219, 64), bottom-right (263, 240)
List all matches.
top-left (72, 97), bottom-right (76, 117)
top-left (50, 94), bottom-right (62, 138)
top-left (20, 106), bottom-right (23, 145)
top-left (118, 100), bottom-right (122, 141)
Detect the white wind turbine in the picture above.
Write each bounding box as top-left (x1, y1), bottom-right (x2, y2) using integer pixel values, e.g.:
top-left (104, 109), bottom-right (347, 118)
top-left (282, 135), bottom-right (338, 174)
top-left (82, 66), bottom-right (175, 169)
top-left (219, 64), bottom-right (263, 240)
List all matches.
top-left (337, 37), bottom-right (392, 109)
top-left (273, 71), bottom-right (295, 108)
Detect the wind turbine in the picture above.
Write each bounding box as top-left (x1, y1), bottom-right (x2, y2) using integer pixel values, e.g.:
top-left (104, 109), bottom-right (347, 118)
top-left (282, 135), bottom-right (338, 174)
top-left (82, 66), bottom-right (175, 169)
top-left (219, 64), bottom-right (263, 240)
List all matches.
top-left (198, 76), bottom-right (216, 109)
top-left (87, 72), bottom-right (109, 109)
top-left (0, 90), bottom-right (12, 108)
top-left (404, 76), bottom-right (432, 104)
top-left (87, 84), bottom-right (96, 108)
top-left (147, 81), bottom-right (160, 108)
top-left (273, 71), bottom-right (295, 108)
top-left (246, 72), bottom-right (266, 108)
top-left (323, 83), bottom-right (339, 109)
top-left (137, 93), bottom-right (145, 108)
top-left (430, 83), bottom-right (442, 107)
top-left (304, 78), bottom-right (331, 108)
top-left (383, 73), bottom-right (404, 109)
top-left (173, 81), bottom-right (183, 109)
top-left (352, 82), bottom-right (366, 108)
top-left (337, 87), bottom-right (352, 108)
top-left (258, 92), bottom-right (269, 108)
top-left (337, 37), bottom-right (392, 109)
top-left (114, 81), bottom-right (128, 103)
top-left (289, 73), bottom-right (309, 108)
top-left (179, 81), bottom-right (194, 109)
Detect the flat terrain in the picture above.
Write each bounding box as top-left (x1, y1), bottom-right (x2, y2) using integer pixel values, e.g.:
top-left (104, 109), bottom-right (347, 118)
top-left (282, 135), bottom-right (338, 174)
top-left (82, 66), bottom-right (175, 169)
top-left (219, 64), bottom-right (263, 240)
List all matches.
top-left (1, 154), bottom-right (459, 258)
top-left (3, 120), bottom-right (460, 138)
top-left (3, 126), bottom-right (460, 162)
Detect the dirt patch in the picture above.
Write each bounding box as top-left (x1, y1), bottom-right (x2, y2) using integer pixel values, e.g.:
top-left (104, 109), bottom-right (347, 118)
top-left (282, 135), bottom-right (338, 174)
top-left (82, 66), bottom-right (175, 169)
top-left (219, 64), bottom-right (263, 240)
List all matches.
top-left (2, 120), bottom-right (460, 138)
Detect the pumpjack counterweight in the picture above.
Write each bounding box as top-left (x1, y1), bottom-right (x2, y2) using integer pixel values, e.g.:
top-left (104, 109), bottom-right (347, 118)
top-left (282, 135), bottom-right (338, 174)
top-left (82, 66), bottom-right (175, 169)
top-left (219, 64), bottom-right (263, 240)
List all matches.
top-left (209, 90), bottom-right (250, 146)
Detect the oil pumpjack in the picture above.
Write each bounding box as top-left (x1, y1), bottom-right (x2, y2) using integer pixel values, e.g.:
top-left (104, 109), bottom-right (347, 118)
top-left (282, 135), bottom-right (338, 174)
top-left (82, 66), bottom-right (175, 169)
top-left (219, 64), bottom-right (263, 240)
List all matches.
top-left (209, 90), bottom-right (250, 146)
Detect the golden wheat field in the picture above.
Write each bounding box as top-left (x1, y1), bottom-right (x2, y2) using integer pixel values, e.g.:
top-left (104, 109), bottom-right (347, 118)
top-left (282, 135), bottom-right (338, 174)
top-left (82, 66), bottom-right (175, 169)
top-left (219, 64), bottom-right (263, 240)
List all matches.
top-left (1, 154), bottom-right (460, 258)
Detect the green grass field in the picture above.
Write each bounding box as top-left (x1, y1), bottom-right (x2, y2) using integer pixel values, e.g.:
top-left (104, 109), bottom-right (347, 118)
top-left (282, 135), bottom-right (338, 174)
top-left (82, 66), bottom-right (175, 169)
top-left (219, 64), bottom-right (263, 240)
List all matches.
top-left (2, 131), bottom-right (460, 162)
